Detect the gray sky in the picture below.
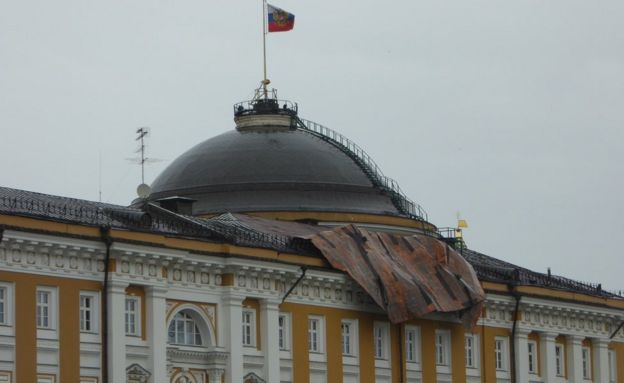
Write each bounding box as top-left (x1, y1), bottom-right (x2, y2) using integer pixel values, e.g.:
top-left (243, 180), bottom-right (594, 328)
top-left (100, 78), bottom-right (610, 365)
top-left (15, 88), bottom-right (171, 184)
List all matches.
top-left (1, 0), bottom-right (623, 291)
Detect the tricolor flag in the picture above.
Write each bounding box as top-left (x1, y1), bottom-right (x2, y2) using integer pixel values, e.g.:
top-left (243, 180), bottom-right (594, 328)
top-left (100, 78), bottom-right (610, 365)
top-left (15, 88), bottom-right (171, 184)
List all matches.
top-left (267, 4), bottom-right (295, 32)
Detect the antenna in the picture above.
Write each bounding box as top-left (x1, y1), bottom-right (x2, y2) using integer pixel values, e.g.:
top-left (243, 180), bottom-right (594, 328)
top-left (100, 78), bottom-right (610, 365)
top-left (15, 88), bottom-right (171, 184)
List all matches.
top-left (136, 127), bottom-right (149, 184)
top-left (126, 127), bottom-right (164, 198)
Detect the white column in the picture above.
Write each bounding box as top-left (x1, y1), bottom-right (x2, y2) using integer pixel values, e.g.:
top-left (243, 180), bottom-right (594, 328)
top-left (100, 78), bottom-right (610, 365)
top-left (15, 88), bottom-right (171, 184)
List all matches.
top-left (222, 293), bottom-right (244, 383)
top-left (567, 335), bottom-right (584, 382)
top-left (208, 368), bottom-right (225, 383)
top-left (107, 280), bottom-right (129, 383)
top-left (146, 286), bottom-right (168, 383)
top-left (592, 338), bottom-right (610, 383)
top-left (260, 298), bottom-right (281, 383)
top-left (539, 332), bottom-right (558, 383)
top-left (514, 328), bottom-right (530, 383)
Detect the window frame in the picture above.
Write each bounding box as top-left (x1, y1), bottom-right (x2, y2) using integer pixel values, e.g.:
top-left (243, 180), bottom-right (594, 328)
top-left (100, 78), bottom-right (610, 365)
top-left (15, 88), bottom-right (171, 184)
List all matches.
top-left (241, 309), bottom-right (256, 347)
top-left (555, 344), bottom-right (565, 377)
top-left (0, 282), bottom-right (13, 327)
top-left (405, 325), bottom-right (421, 365)
top-left (435, 329), bottom-right (451, 367)
top-left (494, 337), bottom-right (509, 371)
top-left (465, 333), bottom-right (479, 369)
top-left (608, 349), bottom-right (616, 383)
top-left (308, 316), bottom-right (324, 353)
top-left (582, 346), bottom-right (592, 380)
top-left (341, 319), bottom-right (358, 357)
top-left (79, 291), bottom-right (99, 334)
top-left (36, 288), bottom-right (54, 329)
top-left (278, 313), bottom-right (290, 351)
top-left (373, 322), bottom-right (390, 360)
top-left (527, 340), bottom-right (538, 374)
top-left (167, 310), bottom-right (203, 346)
top-left (124, 295), bottom-right (141, 336)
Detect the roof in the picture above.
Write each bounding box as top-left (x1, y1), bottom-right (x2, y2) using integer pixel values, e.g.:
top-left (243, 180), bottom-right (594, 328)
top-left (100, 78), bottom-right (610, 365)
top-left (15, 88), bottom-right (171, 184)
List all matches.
top-left (147, 127), bottom-right (402, 217)
top-left (0, 186), bottom-right (620, 300)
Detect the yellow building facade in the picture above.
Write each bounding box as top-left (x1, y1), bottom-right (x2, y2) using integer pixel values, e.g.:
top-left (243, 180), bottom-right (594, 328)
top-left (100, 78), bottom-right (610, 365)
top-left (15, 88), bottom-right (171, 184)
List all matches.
top-left (0, 95), bottom-right (622, 383)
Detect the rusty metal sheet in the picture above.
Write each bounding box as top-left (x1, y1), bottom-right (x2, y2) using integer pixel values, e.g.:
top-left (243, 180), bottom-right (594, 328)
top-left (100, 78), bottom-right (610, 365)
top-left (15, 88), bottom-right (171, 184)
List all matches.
top-left (305, 225), bottom-right (484, 327)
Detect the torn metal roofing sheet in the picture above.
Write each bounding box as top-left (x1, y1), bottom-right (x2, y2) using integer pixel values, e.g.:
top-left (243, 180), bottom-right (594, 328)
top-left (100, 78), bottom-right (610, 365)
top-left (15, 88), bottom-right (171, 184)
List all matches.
top-left (301, 225), bottom-right (485, 327)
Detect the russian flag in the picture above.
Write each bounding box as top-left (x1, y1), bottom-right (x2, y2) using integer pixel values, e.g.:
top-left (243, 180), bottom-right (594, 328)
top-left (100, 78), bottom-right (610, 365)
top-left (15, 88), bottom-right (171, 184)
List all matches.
top-left (267, 4), bottom-right (294, 32)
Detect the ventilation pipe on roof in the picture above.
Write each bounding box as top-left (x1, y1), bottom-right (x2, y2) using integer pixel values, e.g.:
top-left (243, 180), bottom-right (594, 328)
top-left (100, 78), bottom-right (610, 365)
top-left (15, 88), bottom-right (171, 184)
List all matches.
top-left (99, 226), bottom-right (113, 383)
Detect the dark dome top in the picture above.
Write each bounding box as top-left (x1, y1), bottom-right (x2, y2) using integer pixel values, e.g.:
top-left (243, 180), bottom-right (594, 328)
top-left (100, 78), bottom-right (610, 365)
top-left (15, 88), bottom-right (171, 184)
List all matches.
top-left (148, 126), bottom-right (402, 216)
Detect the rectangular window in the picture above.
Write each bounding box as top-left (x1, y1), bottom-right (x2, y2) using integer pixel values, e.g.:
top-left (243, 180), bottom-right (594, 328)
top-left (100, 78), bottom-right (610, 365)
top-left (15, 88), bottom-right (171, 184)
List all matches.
top-left (608, 349), bottom-right (617, 383)
top-left (465, 334), bottom-right (476, 368)
top-left (374, 323), bottom-right (387, 359)
top-left (341, 321), bottom-right (352, 355)
top-left (582, 347), bottom-right (591, 380)
top-left (527, 341), bottom-right (537, 374)
top-left (124, 297), bottom-right (139, 336)
top-left (555, 344), bottom-right (565, 376)
top-left (278, 313), bottom-right (290, 350)
top-left (79, 292), bottom-right (98, 333)
top-left (308, 317), bottom-right (322, 353)
top-left (436, 330), bottom-right (450, 366)
top-left (242, 310), bottom-right (255, 347)
top-left (495, 337), bottom-right (508, 371)
top-left (0, 287), bottom-right (6, 325)
top-left (405, 326), bottom-right (420, 363)
top-left (36, 290), bottom-right (51, 328)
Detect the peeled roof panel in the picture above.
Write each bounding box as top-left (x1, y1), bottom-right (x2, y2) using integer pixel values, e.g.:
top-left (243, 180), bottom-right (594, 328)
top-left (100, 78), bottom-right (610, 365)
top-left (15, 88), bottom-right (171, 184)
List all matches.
top-left (304, 225), bottom-right (485, 327)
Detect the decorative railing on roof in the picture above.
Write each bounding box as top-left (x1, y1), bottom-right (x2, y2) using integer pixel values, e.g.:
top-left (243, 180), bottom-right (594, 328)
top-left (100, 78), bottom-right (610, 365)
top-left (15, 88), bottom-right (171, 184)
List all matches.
top-left (471, 261), bottom-right (624, 298)
top-left (296, 118), bottom-right (428, 221)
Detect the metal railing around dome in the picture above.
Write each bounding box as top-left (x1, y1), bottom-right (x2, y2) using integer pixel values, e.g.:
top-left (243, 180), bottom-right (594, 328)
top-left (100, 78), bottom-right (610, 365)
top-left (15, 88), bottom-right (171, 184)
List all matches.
top-left (295, 118), bottom-right (428, 222)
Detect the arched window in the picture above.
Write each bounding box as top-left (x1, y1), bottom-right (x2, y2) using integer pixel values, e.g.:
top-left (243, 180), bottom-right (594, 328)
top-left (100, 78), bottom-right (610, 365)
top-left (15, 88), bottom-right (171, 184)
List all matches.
top-left (168, 310), bottom-right (202, 346)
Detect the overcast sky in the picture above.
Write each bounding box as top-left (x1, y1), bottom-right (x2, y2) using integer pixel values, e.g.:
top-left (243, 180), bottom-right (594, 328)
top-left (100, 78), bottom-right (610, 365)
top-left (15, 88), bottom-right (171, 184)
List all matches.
top-left (1, 0), bottom-right (623, 291)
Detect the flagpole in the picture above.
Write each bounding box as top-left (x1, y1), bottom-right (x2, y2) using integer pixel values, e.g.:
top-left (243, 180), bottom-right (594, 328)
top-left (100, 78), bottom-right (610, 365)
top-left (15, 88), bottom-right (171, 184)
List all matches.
top-left (262, 0), bottom-right (268, 99)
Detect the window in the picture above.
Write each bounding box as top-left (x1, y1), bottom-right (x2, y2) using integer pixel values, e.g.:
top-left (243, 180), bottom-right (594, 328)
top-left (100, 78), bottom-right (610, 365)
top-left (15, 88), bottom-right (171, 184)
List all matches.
top-left (278, 313), bottom-right (290, 350)
top-left (242, 310), bottom-right (255, 347)
top-left (341, 321), bottom-right (353, 355)
top-left (608, 349), bottom-right (617, 383)
top-left (36, 289), bottom-right (51, 329)
top-left (527, 341), bottom-right (538, 374)
top-left (465, 334), bottom-right (477, 368)
top-left (125, 296), bottom-right (140, 336)
top-left (582, 347), bottom-right (591, 380)
top-left (495, 337), bottom-right (508, 371)
top-left (374, 323), bottom-right (388, 359)
top-left (435, 330), bottom-right (450, 366)
top-left (405, 326), bottom-right (421, 363)
top-left (168, 310), bottom-right (202, 346)
top-left (79, 293), bottom-right (98, 332)
top-left (555, 344), bottom-right (565, 376)
top-left (308, 317), bottom-right (323, 353)
top-left (0, 286), bottom-right (6, 325)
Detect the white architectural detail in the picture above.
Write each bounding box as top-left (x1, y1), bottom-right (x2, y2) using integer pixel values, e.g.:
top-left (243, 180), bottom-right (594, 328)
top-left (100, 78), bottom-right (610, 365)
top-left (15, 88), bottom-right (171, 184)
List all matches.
top-left (514, 328), bottom-right (530, 383)
top-left (539, 331), bottom-right (558, 383)
top-left (260, 299), bottom-right (280, 383)
top-left (566, 335), bottom-right (584, 382)
top-left (146, 286), bottom-right (167, 383)
top-left (108, 280), bottom-right (128, 383)
top-left (126, 363), bottom-right (151, 383)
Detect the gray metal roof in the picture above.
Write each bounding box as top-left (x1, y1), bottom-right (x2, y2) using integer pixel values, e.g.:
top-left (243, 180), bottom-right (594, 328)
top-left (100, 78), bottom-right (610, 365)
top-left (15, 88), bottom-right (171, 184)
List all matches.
top-left (0, 186), bottom-right (620, 300)
top-left (148, 128), bottom-right (401, 216)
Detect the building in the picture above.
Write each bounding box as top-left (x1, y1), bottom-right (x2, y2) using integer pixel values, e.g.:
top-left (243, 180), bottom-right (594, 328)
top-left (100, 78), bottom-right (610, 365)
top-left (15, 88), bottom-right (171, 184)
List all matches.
top-left (0, 93), bottom-right (622, 383)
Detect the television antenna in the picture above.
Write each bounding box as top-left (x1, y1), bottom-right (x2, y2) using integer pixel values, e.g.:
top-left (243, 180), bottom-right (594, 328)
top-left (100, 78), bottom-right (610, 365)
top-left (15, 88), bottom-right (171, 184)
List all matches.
top-left (126, 127), bottom-right (164, 186)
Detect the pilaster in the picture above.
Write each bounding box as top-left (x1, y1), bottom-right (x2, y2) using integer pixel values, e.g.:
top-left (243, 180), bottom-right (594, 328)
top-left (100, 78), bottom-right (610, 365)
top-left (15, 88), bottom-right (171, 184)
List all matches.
top-left (514, 328), bottom-right (531, 383)
top-left (592, 337), bottom-right (610, 383)
top-left (146, 285), bottom-right (168, 383)
top-left (222, 293), bottom-right (245, 383)
top-left (566, 335), bottom-right (584, 382)
top-left (108, 280), bottom-right (129, 383)
top-left (260, 298), bottom-right (281, 383)
top-left (539, 332), bottom-right (558, 383)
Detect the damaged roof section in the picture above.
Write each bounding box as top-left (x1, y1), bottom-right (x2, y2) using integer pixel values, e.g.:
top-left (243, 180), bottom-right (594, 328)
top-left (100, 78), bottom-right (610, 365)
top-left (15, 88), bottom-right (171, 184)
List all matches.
top-left (301, 225), bottom-right (485, 327)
